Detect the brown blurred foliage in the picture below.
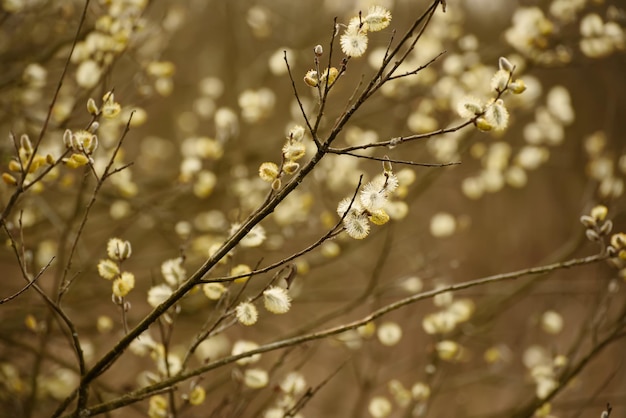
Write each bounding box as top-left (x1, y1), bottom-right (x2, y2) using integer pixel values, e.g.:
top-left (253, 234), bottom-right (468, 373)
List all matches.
top-left (1, 0), bottom-right (626, 417)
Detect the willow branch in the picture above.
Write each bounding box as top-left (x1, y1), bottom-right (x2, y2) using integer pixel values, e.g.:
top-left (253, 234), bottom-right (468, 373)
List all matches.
top-left (76, 252), bottom-right (609, 415)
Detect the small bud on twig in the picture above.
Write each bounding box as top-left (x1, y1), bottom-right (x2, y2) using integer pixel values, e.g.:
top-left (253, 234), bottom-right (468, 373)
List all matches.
top-left (600, 403), bottom-right (612, 418)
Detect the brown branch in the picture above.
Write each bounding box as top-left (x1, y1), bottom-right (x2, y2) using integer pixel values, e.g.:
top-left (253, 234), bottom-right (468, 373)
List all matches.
top-left (386, 50), bottom-right (447, 81)
top-left (0, 257), bottom-right (53, 304)
top-left (2, 223), bottom-right (86, 381)
top-left (325, 0), bottom-right (442, 144)
top-left (284, 359), bottom-right (349, 417)
top-left (284, 224), bottom-right (394, 339)
top-left (58, 112), bottom-right (135, 299)
top-left (181, 258), bottom-right (264, 369)
top-left (313, 18), bottom-right (344, 136)
top-left (327, 151), bottom-right (461, 168)
top-left (329, 120), bottom-right (473, 153)
top-left (378, 1), bottom-right (441, 86)
top-left (284, 51), bottom-right (319, 148)
top-left (75, 252), bottom-right (608, 415)
top-left (510, 330), bottom-right (624, 418)
top-left (0, 0), bottom-right (92, 223)
top-left (202, 175), bottom-right (364, 284)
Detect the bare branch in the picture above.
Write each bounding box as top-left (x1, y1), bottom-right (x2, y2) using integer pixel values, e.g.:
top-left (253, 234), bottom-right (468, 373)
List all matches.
top-left (2, 223), bottom-right (86, 379)
top-left (0, 257), bottom-right (53, 305)
top-left (0, 0), bottom-right (92, 223)
top-left (284, 360), bottom-right (348, 417)
top-left (386, 50), bottom-right (447, 81)
top-left (329, 120), bottom-right (473, 153)
top-left (203, 175), bottom-right (365, 284)
top-left (284, 51), bottom-right (319, 148)
top-left (328, 151), bottom-right (461, 168)
top-left (77, 252), bottom-right (609, 415)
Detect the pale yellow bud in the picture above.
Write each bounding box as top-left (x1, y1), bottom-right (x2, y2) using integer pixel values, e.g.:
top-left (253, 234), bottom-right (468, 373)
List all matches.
top-left (321, 67), bottom-right (339, 86)
top-left (377, 322), bottom-right (402, 346)
top-left (87, 98), bottom-right (99, 115)
top-left (188, 386), bottom-right (206, 405)
top-left (263, 286), bottom-right (291, 314)
top-left (102, 101), bottom-right (121, 119)
top-left (243, 368), bottom-right (268, 389)
top-left (2, 173), bottom-right (17, 186)
top-left (97, 259), bottom-right (120, 280)
top-left (498, 56), bottom-right (515, 72)
top-left (20, 134), bottom-right (33, 155)
top-left (509, 79), bottom-right (526, 94)
top-left (282, 160), bottom-right (300, 175)
top-left (590, 205), bottom-right (608, 222)
top-left (112, 272), bottom-right (135, 297)
top-left (235, 302), bottom-right (258, 326)
top-left (368, 396), bottom-right (392, 418)
top-left (231, 264), bottom-right (252, 283)
top-left (411, 382), bottom-right (431, 401)
top-left (202, 283), bottom-right (226, 300)
top-left (258, 162), bottom-right (279, 182)
top-left (435, 340), bottom-right (460, 361)
top-left (64, 153), bottom-right (90, 169)
top-left (369, 209), bottom-right (390, 225)
top-left (147, 61), bottom-right (176, 78)
top-left (303, 70), bottom-right (318, 87)
top-left (8, 160), bottom-right (21, 172)
top-left (475, 117), bottom-right (493, 131)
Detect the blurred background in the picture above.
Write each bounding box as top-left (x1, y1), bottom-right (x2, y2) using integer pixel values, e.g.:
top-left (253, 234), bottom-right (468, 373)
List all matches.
top-left (1, 0), bottom-right (625, 417)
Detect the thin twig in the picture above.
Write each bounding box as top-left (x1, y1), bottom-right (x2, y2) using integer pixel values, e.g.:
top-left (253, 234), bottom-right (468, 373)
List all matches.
top-left (201, 175), bottom-right (364, 284)
top-left (285, 224), bottom-right (394, 339)
top-left (362, 0), bottom-right (441, 105)
top-left (381, 29), bottom-right (396, 65)
top-left (329, 120), bottom-right (473, 153)
top-left (0, 0), bottom-right (92, 223)
top-left (327, 151), bottom-right (461, 168)
top-left (181, 258), bottom-right (264, 369)
top-left (65, 113), bottom-right (135, 413)
top-left (510, 328), bottom-right (624, 418)
top-left (24, 149), bottom-right (72, 189)
top-left (0, 257), bottom-right (53, 304)
top-left (379, 1), bottom-right (440, 86)
top-left (386, 50), bottom-right (447, 81)
top-left (284, 51), bottom-right (319, 148)
top-left (2, 224), bottom-right (86, 378)
top-left (58, 112), bottom-right (135, 299)
top-left (570, 370), bottom-right (619, 418)
top-left (324, 1), bottom-right (443, 146)
top-left (284, 359), bottom-right (349, 417)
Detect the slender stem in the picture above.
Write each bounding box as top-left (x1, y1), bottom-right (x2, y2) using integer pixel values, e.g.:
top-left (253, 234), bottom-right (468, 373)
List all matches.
top-left (284, 52), bottom-right (318, 147)
top-left (0, 0), bottom-right (91, 223)
top-left (327, 151), bottom-right (461, 168)
top-left (0, 257), bottom-right (51, 304)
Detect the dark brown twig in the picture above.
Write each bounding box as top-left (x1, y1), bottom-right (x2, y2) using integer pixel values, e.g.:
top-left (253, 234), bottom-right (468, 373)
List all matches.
top-left (0, 0), bottom-right (92, 223)
top-left (202, 175), bottom-right (364, 284)
top-left (284, 359), bottom-right (349, 417)
top-left (327, 151), bottom-right (461, 168)
top-left (0, 257), bottom-right (53, 305)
